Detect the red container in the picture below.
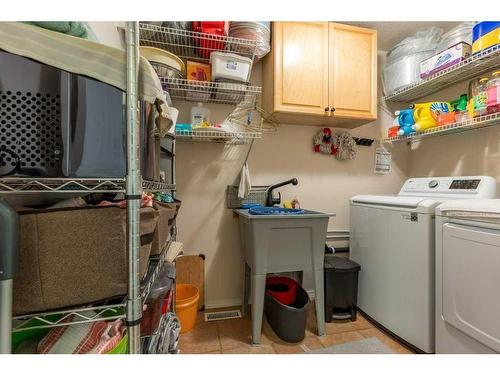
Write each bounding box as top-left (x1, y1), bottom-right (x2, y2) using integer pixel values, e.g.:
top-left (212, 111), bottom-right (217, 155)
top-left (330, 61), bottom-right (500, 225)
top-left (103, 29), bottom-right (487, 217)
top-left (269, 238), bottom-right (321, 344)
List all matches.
top-left (192, 22), bottom-right (229, 59)
top-left (266, 276), bottom-right (298, 306)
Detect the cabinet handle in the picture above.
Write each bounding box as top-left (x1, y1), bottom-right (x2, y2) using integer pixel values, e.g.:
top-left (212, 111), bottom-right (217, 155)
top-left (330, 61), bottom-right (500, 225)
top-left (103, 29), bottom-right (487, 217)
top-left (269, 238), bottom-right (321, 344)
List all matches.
top-left (324, 107), bottom-right (329, 112)
top-left (330, 107), bottom-right (336, 113)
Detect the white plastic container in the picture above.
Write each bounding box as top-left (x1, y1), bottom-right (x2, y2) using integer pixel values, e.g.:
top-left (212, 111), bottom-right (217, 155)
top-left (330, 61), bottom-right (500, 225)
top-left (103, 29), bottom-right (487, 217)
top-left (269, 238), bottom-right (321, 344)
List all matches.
top-left (190, 102), bottom-right (211, 126)
top-left (210, 52), bottom-right (252, 83)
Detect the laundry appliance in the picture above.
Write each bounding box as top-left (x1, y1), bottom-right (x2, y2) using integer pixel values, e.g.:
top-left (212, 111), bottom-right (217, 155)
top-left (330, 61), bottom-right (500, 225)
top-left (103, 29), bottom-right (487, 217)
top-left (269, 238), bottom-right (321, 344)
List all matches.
top-left (350, 176), bottom-right (497, 353)
top-left (435, 199), bottom-right (500, 353)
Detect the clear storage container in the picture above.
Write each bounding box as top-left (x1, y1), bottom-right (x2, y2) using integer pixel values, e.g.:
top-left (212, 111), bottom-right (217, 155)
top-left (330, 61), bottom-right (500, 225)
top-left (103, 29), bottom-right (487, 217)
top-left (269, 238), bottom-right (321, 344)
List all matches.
top-left (210, 52), bottom-right (252, 83)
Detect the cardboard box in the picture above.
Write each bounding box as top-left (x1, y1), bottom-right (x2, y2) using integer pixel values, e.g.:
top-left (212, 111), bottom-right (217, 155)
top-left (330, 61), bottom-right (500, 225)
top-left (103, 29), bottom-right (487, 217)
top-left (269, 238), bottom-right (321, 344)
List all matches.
top-left (187, 60), bottom-right (211, 81)
top-left (420, 42), bottom-right (471, 79)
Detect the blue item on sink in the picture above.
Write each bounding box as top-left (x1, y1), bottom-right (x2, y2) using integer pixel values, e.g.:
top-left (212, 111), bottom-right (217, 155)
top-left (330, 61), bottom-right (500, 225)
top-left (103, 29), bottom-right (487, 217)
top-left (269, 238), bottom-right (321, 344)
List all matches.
top-left (248, 207), bottom-right (305, 215)
top-left (241, 203), bottom-right (262, 209)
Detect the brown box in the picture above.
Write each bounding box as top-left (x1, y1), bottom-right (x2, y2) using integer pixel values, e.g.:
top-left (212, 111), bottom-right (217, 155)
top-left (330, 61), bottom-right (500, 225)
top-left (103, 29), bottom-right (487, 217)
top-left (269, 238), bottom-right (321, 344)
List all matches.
top-left (150, 200), bottom-right (182, 256)
top-left (13, 206), bottom-right (159, 315)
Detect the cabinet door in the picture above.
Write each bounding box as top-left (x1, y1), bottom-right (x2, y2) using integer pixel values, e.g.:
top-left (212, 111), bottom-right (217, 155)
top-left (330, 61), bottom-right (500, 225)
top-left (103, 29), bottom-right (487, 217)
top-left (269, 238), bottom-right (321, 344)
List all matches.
top-left (274, 22), bottom-right (329, 116)
top-left (329, 23), bottom-right (377, 120)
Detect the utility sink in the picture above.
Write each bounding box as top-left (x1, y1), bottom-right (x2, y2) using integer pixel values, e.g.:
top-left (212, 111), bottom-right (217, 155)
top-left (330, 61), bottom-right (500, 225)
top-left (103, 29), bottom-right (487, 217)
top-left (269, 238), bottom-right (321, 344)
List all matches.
top-left (247, 206), bottom-right (305, 215)
top-left (234, 207), bottom-right (334, 344)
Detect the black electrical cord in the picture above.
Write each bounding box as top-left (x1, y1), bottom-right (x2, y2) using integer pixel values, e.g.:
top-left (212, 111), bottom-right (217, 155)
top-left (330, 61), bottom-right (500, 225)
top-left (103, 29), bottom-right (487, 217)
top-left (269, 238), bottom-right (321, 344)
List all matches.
top-left (0, 145), bottom-right (21, 176)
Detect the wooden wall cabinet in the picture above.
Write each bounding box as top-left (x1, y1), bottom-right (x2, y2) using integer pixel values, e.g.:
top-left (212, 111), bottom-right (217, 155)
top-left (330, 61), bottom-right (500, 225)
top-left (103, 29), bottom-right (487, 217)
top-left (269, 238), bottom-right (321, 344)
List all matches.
top-left (262, 22), bottom-right (377, 127)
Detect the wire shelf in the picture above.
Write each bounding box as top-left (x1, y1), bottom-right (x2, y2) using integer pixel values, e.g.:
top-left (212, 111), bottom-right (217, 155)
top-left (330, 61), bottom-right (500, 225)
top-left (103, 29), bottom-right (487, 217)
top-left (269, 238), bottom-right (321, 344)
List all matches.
top-left (176, 129), bottom-right (261, 145)
top-left (160, 78), bottom-right (261, 106)
top-left (384, 45), bottom-right (500, 102)
top-left (139, 23), bottom-right (258, 63)
top-left (382, 112), bottom-right (500, 144)
top-left (0, 178), bottom-right (175, 194)
top-left (12, 303), bottom-right (125, 333)
top-left (0, 178), bottom-right (126, 194)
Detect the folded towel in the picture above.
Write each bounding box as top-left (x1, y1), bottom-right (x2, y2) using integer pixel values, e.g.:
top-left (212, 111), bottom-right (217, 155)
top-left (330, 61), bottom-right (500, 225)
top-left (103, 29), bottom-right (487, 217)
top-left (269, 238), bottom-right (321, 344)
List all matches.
top-left (238, 162), bottom-right (252, 199)
top-left (438, 199), bottom-right (500, 218)
top-left (25, 22), bottom-right (89, 39)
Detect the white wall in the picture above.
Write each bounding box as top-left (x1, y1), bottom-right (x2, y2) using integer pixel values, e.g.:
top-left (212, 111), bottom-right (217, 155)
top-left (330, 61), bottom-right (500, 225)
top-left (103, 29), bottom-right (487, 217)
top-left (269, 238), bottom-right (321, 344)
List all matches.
top-left (175, 55), bottom-right (410, 308)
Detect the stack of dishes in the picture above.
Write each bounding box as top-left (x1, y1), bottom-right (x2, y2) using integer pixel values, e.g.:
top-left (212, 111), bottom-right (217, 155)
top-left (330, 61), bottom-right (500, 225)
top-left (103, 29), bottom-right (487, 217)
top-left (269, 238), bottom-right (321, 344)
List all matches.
top-left (229, 22), bottom-right (271, 59)
top-left (139, 46), bottom-right (185, 79)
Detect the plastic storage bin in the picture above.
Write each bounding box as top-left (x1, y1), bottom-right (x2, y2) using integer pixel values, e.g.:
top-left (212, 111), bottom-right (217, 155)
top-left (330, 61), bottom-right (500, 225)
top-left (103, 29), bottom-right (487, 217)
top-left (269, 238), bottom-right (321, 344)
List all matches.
top-left (324, 255), bottom-right (361, 322)
top-left (382, 27), bottom-right (442, 95)
top-left (265, 282), bottom-right (310, 343)
top-left (192, 22), bottom-right (229, 59)
top-left (472, 21), bottom-right (500, 54)
top-left (210, 52), bottom-right (252, 83)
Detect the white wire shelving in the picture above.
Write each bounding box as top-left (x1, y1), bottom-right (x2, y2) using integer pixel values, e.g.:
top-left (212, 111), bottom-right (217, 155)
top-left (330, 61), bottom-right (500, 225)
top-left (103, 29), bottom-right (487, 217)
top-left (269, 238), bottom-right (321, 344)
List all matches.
top-left (176, 129), bottom-right (262, 145)
top-left (160, 78), bottom-right (261, 106)
top-left (139, 23), bottom-right (258, 63)
top-left (384, 45), bottom-right (500, 102)
top-left (12, 303), bottom-right (125, 333)
top-left (382, 112), bottom-right (500, 144)
top-left (0, 178), bottom-right (175, 194)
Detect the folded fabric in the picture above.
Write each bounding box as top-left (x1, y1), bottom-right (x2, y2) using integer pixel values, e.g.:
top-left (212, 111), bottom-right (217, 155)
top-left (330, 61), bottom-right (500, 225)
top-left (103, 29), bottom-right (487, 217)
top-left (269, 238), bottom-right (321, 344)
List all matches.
top-left (97, 193), bottom-right (153, 208)
top-left (0, 22), bottom-right (176, 137)
top-left (438, 199), bottom-right (500, 218)
top-left (37, 312), bottom-right (124, 354)
top-left (25, 22), bottom-right (89, 38)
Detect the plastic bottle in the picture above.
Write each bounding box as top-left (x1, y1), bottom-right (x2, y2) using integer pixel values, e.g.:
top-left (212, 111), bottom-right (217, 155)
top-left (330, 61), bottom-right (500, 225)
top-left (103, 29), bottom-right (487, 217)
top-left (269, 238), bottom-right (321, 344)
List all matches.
top-left (190, 102), bottom-right (211, 126)
top-left (487, 71), bottom-right (500, 115)
top-left (473, 77), bottom-right (489, 117)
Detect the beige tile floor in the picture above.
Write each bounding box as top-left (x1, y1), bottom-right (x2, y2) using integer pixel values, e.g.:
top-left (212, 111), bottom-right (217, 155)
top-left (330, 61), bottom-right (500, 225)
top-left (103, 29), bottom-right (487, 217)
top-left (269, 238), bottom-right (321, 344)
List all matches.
top-left (178, 306), bottom-right (415, 354)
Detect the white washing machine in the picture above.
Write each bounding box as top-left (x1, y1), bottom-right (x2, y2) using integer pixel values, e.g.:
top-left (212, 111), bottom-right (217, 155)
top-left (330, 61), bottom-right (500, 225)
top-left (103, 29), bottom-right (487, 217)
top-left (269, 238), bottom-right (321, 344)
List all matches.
top-left (436, 199), bottom-right (500, 353)
top-left (350, 176), bottom-right (496, 353)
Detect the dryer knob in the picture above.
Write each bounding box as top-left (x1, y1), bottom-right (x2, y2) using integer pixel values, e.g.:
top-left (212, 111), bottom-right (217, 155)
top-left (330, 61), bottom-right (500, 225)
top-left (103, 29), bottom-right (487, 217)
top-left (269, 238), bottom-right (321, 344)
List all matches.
top-left (429, 180), bottom-right (439, 188)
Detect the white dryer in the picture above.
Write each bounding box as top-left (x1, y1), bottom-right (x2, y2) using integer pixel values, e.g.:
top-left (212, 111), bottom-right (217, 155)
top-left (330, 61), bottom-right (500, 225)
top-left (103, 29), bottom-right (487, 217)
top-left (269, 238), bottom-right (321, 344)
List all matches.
top-left (350, 176), bottom-right (496, 353)
top-left (436, 199), bottom-right (500, 353)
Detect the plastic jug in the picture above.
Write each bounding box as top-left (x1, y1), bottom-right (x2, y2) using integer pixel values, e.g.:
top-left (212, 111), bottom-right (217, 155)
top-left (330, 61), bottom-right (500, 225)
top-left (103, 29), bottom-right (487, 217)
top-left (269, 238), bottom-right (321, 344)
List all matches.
top-left (395, 108), bottom-right (415, 127)
top-left (190, 102), bottom-right (211, 126)
top-left (487, 71), bottom-right (500, 114)
top-left (473, 77), bottom-right (489, 117)
top-left (413, 102), bottom-right (450, 132)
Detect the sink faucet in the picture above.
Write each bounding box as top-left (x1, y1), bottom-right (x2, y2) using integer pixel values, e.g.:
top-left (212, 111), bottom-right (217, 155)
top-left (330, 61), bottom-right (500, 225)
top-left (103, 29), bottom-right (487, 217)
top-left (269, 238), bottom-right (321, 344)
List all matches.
top-left (266, 178), bottom-right (298, 207)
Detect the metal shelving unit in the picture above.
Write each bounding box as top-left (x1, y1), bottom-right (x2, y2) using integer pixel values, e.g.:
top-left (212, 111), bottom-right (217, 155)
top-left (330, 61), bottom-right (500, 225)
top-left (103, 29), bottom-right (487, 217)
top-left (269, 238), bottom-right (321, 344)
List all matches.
top-left (160, 78), bottom-right (261, 106)
top-left (384, 45), bottom-right (500, 102)
top-left (176, 129), bottom-right (262, 145)
top-left (0, 22), bottom-right (178, 355)
top-left (12, 304), bottom-right (126, 333)
top-left (139, 23), bottom-right (258, 63)
top-left (382, 112), bottom-right (500, 144)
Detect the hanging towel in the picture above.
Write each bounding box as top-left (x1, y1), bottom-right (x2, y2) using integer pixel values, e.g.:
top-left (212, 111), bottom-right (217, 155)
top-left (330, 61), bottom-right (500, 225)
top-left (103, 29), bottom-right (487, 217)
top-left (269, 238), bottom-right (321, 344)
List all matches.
top-left (238, 162), bottom-right (252, 199)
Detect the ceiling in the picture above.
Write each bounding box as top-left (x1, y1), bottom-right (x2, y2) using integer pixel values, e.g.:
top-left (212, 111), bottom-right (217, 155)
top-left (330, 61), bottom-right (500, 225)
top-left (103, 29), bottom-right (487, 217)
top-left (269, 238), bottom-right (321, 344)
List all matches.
top-left (346, 21), bottom-right (461, 51)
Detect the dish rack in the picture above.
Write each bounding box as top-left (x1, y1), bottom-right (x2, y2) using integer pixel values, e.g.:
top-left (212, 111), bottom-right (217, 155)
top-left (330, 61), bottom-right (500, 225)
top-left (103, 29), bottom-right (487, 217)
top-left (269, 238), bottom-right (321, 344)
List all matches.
top-left (139, 23), bottom-right (259, 63)
top-left (0, 22), bottom-right (178, 355)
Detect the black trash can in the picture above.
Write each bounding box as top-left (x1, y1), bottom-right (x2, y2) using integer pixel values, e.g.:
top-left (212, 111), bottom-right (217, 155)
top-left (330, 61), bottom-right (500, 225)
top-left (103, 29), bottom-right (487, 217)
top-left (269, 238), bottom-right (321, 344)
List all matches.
top-left (324, 255), bottom-right (361, 322)
top-left (265, 282), bottom-right (310, 343)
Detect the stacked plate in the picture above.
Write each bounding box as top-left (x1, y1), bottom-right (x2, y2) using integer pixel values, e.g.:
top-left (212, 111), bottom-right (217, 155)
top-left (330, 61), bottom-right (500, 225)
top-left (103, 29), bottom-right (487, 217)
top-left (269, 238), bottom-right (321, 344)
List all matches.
top-left (229, 22), bottom-right (271, 59)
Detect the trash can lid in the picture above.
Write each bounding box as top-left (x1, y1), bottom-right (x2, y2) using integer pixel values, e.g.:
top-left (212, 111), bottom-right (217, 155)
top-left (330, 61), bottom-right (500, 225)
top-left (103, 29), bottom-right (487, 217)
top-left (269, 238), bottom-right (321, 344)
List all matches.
top-left (324, 256), bottom-right (361, 272)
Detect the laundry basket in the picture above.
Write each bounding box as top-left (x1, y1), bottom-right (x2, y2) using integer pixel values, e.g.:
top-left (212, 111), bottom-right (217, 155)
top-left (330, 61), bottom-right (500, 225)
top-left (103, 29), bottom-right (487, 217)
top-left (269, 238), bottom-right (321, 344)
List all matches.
top-left (176, 284), bottom-right (199, 334)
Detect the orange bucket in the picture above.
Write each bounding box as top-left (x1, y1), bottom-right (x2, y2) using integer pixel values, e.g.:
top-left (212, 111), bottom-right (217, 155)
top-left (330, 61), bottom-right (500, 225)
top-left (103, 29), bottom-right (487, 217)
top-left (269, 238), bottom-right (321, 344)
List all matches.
top-left (176, 284), bottom-right (199, 334)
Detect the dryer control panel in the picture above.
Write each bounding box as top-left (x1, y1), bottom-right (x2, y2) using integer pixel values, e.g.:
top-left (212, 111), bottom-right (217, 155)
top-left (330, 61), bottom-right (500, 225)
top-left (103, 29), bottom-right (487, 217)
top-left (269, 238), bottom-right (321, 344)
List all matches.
top-left (399, 176), bottom-right (497, 199)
